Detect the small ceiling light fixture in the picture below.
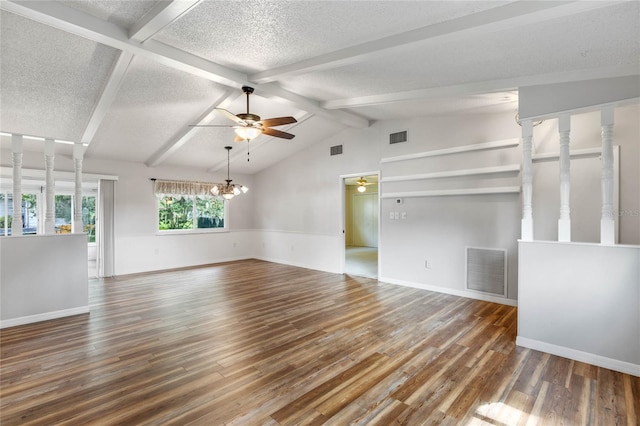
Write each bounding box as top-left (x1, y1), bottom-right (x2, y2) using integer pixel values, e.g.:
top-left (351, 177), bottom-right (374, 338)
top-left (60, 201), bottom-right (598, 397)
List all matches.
top-left (211, 146), bottom-right (248, 200)
top-left (357, 177), bottom-right (367, 193)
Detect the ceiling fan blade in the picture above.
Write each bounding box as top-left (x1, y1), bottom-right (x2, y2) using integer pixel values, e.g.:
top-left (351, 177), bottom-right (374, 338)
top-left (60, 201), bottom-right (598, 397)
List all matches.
top-left (262, 127), bottom-right (295, 140)
top-left (259, 116), bottom-right (297, 127)
top-left (215, 108), bottom-right (246, 125)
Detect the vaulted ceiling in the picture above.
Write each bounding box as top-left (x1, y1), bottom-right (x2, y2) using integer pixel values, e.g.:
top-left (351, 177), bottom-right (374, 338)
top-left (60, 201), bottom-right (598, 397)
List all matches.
top-left (1, 1), bottom-right (638, 174)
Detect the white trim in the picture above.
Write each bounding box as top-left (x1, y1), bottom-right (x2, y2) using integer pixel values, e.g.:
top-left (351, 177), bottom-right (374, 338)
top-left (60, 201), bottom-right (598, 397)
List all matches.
top-left (516, 336), bottom-right (640, 377)
top-left (0, 167), bottom-right (118, 182)
top-left (380, 139), bottom-right (519, 164)
top-left (379, 276), bottom-right (518, 307)
top-left (381, 164), bottom-right (520, 183)
top-left (0, 306), bottom-right (89, 329)
top-left (381, 186), bottom-right (521, 198)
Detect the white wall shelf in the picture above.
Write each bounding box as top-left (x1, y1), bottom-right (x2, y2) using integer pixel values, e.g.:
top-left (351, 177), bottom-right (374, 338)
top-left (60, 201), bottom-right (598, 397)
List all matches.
top-left (381, 186), bottom-right (521, 199)
top-left (381, 164), bottom-right (520, 183)
top-left (380, 139), bottom-right (519, 164)
top-left (532, 147), bottom-right (602, 162)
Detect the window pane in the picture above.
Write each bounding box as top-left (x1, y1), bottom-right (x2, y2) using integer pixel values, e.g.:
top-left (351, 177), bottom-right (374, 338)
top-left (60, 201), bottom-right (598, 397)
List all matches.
top-left (0, 194), bottom-right (6, 236)
top-left (83, 196), bottom-right (96, 243)
top-left (55, 195), bottom-right (72, 234)
top-left (22, 194), bottom-right (38, 235)
top-left (195, 196), bottom-right (225, 229)
top-left (158, 196), bottom-right (194, 230)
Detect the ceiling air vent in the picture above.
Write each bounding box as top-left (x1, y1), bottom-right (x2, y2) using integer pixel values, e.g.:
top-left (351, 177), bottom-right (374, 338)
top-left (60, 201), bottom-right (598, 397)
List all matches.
top-left (390, 130), bottom-right (408, 144)
top-left (330, 145), bottom-right (343, 156)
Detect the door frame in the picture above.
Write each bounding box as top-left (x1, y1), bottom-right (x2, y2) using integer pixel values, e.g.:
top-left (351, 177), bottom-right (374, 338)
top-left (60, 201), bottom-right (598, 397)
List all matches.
top-left (338, 171), bottom-right (380, 276)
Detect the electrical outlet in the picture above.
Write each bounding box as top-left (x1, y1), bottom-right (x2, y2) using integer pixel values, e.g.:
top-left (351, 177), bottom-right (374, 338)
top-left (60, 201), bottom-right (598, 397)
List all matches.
top-left (425, 259), bottom-right (432, 269)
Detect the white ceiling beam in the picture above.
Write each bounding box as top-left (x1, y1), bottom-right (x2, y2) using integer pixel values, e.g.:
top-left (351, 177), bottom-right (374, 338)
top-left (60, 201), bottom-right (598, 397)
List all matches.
top-left (1, 1), bottom-right (368, 129)
top-left (81, 51), bottom-right (134, 145)
top-left (249, 1), bottom-right (626, 84)
top-left (256, 83), bottom-right (369, 128)
top-left (323, 65), bottom-right (640, 109)
top-left (128, 0), bottom-right (202, 43)
top-left (145, 89), bottom-right (240, 167)
top-left (208, 112), bottom-right (314, 173)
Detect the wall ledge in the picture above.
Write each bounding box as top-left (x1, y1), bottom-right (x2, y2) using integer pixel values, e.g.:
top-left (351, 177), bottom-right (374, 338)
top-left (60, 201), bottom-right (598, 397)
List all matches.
top-left (518, 239), bottom-right (640, 249)
top-left (516, 336), bottom-right (640, 377)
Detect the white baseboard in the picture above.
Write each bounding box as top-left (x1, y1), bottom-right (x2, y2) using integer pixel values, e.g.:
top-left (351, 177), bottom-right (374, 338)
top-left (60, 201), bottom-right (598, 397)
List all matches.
top-left (516, 336), bottom-right (640, 377)
top-left (255, 255), bottom-right (341, 274)
top-left (378, 276), bottom-right (518, 307)
top-left (0, 306), bottom-right (90, 329)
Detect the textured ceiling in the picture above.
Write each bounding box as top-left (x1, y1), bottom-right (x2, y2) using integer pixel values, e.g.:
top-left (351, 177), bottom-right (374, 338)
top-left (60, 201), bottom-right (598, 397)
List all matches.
top-left (0, 0), bottom-right (638, 175)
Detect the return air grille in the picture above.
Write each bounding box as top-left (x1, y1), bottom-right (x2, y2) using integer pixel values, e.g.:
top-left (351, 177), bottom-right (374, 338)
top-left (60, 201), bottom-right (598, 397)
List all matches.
top-left (466, 247), bottom-right (507, 297)
top-left (330, 145), bottom-right (343, 156)
top-left (389, 131), bottom-right (408, 144)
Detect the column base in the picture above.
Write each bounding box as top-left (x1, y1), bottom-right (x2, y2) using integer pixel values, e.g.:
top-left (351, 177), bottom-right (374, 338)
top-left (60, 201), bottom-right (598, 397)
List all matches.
top-left (558, 219), bottom-right (571, 242)
top-left (521, 218), bottom-right (533, 241)
top-left (600, 219), bottom-right (616, 245)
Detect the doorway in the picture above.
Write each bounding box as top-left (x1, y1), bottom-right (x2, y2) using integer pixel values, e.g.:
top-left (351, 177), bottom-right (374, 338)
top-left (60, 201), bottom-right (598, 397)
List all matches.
top-left (342, 173), bottom-right (379, 278)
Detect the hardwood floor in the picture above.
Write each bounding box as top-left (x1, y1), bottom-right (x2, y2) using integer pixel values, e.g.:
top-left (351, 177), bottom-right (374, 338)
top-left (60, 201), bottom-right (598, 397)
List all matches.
top-left (1, 259), bottom-right (638, 425)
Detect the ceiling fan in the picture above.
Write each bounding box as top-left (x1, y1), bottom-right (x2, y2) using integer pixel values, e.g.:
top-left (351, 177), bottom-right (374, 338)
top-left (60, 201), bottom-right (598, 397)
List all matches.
top-left (191, 86), bottom-right (297, 142)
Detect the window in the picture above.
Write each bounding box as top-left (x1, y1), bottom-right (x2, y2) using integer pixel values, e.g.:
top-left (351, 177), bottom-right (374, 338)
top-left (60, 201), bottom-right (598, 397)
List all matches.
top-left (0, 191), bottom-right (96, 242)
top-left (55, 195), bottom-right (72, 234)
top-left (158, 195), bottom-right (225, 231)
top-left (0, 193), bottom-right (39, 236)
top-left (82, 196), bottom-right (96, 243)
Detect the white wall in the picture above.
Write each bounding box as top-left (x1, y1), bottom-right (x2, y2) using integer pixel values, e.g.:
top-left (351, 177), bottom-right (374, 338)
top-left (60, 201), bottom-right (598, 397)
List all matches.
top-left (252, 104), bottom-right (639, 304)
top-left (1, 233), bottom-right (89, 327)
top-left (517, 240), bottom-right (640, 376)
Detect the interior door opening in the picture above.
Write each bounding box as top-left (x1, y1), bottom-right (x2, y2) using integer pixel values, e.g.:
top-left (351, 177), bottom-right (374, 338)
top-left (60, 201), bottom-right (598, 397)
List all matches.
top-left (343, 173), bottom-right (379, 279)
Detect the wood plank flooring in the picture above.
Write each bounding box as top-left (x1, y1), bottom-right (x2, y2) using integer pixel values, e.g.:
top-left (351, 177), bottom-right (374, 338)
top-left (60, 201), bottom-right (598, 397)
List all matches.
top-left (1, 259), bottom-right (638, 425)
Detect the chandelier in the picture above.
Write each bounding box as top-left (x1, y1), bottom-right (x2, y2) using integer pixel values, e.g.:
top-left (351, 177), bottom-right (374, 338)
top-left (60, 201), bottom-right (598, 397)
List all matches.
top-left (211, 146), bottom-right (248, 200)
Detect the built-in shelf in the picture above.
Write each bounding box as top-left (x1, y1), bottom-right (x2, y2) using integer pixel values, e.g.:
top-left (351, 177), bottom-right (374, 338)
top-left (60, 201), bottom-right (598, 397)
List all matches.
top-left (532, 147), bottom-right (602, 162)
top-left (380, 139), bottom-right (519, 164)
top-left (381, 186), bottom-right (521, 199)
top-left (381, 164), bottom-right (520, 183)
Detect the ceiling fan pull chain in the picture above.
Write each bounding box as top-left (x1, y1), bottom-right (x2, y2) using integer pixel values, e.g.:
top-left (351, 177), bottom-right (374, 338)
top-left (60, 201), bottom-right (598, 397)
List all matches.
top-left (247, 140), bottom-right (250, 162)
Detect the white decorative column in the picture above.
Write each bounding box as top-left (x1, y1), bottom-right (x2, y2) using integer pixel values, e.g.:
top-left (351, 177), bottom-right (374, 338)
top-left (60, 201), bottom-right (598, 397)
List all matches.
top-left (11, 134), bottom-right (23, 236)
top-left (600, 107), bottom-right (615, 244)
top-left (44, 138), bottom-right (56, 234)
top-left (521, 119), bottom-right (534, 241)
top-left (73, 144), bottom-right (84, 233)
top-left (558, 115), bottom-right (571, 242)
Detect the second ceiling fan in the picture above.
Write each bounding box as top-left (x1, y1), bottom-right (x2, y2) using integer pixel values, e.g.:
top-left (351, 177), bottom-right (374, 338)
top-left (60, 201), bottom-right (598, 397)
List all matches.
top-left (192, 86), bottom-right (297, 142)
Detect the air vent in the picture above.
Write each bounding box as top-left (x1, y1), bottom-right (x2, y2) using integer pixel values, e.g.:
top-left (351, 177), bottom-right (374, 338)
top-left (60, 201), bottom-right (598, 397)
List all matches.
top-left (466, 247), bottom-right (507, 297)
top-left (330, 145), bottom-right (343, 156)
top-left (389, 131), bottom-right (408, 144)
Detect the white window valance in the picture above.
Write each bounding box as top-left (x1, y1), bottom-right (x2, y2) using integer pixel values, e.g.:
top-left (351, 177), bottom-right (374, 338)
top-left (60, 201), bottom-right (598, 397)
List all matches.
top-left (153, 179), bottom-right (216, 196)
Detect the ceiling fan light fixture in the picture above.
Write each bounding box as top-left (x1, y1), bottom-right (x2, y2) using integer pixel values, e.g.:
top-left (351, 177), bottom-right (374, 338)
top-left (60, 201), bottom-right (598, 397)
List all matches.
top-left (234, 126), bottom-right (261, 140)
top-left (356, 177), bottom-right (367, 192)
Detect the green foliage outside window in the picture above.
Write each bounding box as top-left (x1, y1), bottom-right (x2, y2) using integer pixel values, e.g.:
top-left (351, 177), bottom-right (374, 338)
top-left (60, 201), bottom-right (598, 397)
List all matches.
top-left (83, 196), bottom-right (96, 243)
top-left (158, 195), bottom-right (225, 231)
